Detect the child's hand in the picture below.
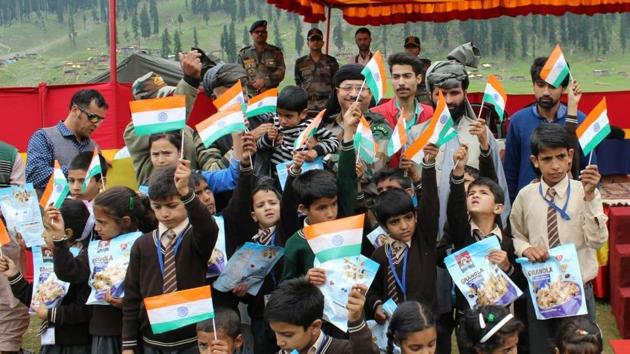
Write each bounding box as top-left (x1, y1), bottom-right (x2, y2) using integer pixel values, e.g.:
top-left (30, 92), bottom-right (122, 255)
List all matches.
top-left (174, 159), bottom-right (192, 197)
top-left (355, 162), bottom-right (365, 180)
top-left (241, 132), bottom-right (257, 167)
top-left (210, 339), bottom-right (231, 354)
top-left (252, 122), bottom-right (273, 140)
top-left (522, 246), bottom-right (549, 263)
top-left (232, 283), bottom-right (249, 297)
top-left (267, 126), bottom-right (279, 142)
top-left (488, 250), bottom-right (510, 272)
top-left (43, 205), bottom-right (65, 236)
top-left (105, 291), bottom-right (123, 309)
top-left (374, 304), bottom-right (388, 325)
top-left (422, 143), bottom-right (439, 164)
top-left (580, 165), bottom-right (600, 201)
top-left (567, 80), bottom-right (583, 114)
top-left (304, 149), bottom-right (318, 162)
top-left (306, 267), bottom-right (326, 286)
top-left (469, 118), bottom-right (489, 151)
top-left (291, 150), bottom-right (307, 172)
top-left (343, 102), bottom-right (362, 131)
top-left (452, 144), bottom-right (469, 177)
top-left (347, 284), bottom-right (368, 323)
top-left (0, 255), bottom-right (18, 277)
top-left (32, 304), bottom-right (48, 320)
top-left (399, 156), bottom-right (421, 183)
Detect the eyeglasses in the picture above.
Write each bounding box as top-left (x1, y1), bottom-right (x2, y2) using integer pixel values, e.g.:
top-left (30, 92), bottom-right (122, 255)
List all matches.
top-left (338, 85), bottom-right (370, 94)
top-left (77, 106), bottom-right (105, 124)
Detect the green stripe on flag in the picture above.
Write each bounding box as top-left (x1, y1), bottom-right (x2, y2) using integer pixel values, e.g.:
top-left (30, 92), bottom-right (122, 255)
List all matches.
top-left (246, 106), bottom-right (275, 118)
top-left (315, 244), bottom-right (362, 263)
top-left (151, 312), bottom-right (215, 334)
top-left (201, 123), bottom-right (246, 148)
top-left (53, 184), bottom-right (70, 209)
top-left (551, 66), bottom-right (570, 88)
top-left (364, 75), bottom-right (380, 102)
top-left (358, 148), bottom-right (374, 164)
top-left (83, 166), bottom-right (102, 192)
top-left (483, 93), bottom-right (505, 121)
top-left (134, 120), bottom-right (187, 136)
top-left (582, 124), bottom-right (610, 156)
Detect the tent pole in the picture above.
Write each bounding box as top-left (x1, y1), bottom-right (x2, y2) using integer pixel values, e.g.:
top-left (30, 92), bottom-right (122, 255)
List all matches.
top-left (325, 6), bottom-right (331, 55)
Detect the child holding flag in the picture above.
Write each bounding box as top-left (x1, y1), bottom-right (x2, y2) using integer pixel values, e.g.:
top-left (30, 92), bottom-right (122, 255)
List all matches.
top-left (122, 160), bottom-right (218, 353)
top-left (67, 151), bottom-right (108, 202)
top-left (510, 123), bottom-right (608, 353)
top-left (196, 307), bottom-right (246, 354)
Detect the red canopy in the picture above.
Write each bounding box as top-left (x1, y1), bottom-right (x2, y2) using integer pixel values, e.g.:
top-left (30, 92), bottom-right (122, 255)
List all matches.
top-left (268, 0), bottom-right (630, 24)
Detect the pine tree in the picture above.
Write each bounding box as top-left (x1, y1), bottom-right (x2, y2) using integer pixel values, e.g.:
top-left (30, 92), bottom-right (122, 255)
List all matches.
top-left (503, 19), bottom-right (516, 58)
top-left (380, 26), bottom-right (388, 56)
top-left (105, 21), bottom-right (109, 46)
top-left (273, 19), bottom-right (283, 50)
top-left (131, 8), bottom-right (139, 39)
top-left (295, 21), bottom-right (304, 55)
top-left (242, 27), bottom-right (250, 46)
top-left (621, 14), bottom-right (629, 54)
top-left (403, 22), bottom-right (411, 38)
top-left (161, 28), bottom-right (172, 58)
top-left (238, 0), bottom-right (246, 21)
top-left (228, 22), bottom-right (237, 62)
top-left (547, 17), bottom-right (557, 47)
top-left (333, 18), bottom-right (343, 51)
top-left (140, 5), bottom-right (151, 38)
top-left (434, 23), bottom-right (449, 49)
top-left (201, 0), bottom-right (209, 25)
top-left (150, 0), bottom-right (158, 34)
top-left (68, 14), bottom-right (77, 46)
top-left (221, 25), bottom-right (228, 59)
top-left (193, 27), bottom-right (199, 47)
top-left (519, 17), bottom-right (528, 58)
top-left (248, 0), bottom-right (255, 15)
top-left (174, 30), bottom-right (182, 57)
top-left (177, 14), bottom-right (184, 32)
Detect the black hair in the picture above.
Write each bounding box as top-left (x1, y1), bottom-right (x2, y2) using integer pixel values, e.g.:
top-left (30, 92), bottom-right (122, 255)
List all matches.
top-left (464, 165), bottom-right (479, 180)
top-left (191, 171), bottom-right (207, 189)
top-left (468, 177), bottom-right (505, 205)
top-left (555, 317), bottom-right (603, 354)
top-left (93, 186), bottom-right (157, 233)
top-left (69, 151), bottom-right (109, 180)
top-left (59, 199), bottom-right (90, 242)
top-left (264, 277), bottom-right (324, 330)
top-left (387, 52), bottom-right (425, 76)
top-left (252, 176), bottom-right (281, 207)
top-left (148, 166), bottom-right (179, 202)
top-left (456, 305), bottom-right (524, 354)
top-left (292, 170), bottom-right (337, 208)
top-left (530, 122), bottom-right (571, 157)
top-left (277, 85), bottom-right (308, 113)
top-left (197, 307), bottom-right (242, 339)
top-left (531, 56), bottom-right (570, 88)
top-left (149, 132), bottom-right (182, 152)
top-left (386, 301), bottom-right (436, 354)
top-left (355, 27), bottom-right (371, 37)
top-left (69, 89), bottom-right (108, 110)
top-left (372, 188), bottom-right (415, 226)
top-left (372, 168), bottom-right (412, 190)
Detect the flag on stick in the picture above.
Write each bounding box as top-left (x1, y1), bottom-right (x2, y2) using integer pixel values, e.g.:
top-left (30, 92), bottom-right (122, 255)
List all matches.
top-left (246, 88), bottom-right (277, 118)
top-left (386, 114), bottom-right (408, 157)
top-left (540, 44), bottom-right (571, 88)
top-left (40, 160), bottom-right (70, 209)
top-left (577, 97), bottom-right (611, 156)
top-left (130, 96), bottom-right (186, 136)
top-left (144, 285), bottom-right (215, 334)
top-left (360, 51), bottom-right (387, 103)
top-left (482, 74), bottom-right (508, 121)
top-left (293, 109), bottom-right (325, 150)
top-left (196, 104), bottom-right (247, 148)
top-left (83, 150), bottom-right (102, 192)
top-left (212, 81), bottom-right (246, 111)
top-left (304, 214), bottom-right (365, 264)
top-left (354, 116), bottom-right (377, 164)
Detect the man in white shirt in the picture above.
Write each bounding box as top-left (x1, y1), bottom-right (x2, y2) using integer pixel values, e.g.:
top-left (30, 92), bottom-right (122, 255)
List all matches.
top-left (348, 27), bottom-right (373, 66)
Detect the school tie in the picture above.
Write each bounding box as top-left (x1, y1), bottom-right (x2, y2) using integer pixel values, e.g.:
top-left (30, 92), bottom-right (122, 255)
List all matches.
top-left (162, 229), bottom-right (178, 293)
top-left (546, 188), bottom-right (561, 249)
top-left (386, 240), bottom-right (407, 304)
top-left (253, 227), bottom-right (273, 245)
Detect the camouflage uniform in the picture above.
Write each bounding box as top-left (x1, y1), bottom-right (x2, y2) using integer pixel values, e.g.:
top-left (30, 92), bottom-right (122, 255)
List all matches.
top-left (295, 54), bottom-right (339, 115)
top-left (238, 44), bottom-right (286, 96)
top-left (416, 58), bottom-right (432, 105)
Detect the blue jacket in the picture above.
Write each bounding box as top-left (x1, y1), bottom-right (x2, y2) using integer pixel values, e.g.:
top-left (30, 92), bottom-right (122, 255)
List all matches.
top-left (503, 104), bottom-right (596, 202)
top-left (201, 157), bottom-right (239, 193)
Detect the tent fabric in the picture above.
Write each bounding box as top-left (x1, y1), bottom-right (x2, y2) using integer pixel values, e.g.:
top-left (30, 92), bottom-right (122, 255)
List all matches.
top-left (88, 52), bottom-right (184, 86)
top-left (267, 0), bottom-right (630, 24)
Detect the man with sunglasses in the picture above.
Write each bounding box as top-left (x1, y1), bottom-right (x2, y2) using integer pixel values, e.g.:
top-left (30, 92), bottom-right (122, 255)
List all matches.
top-left (295, 28), bottom-right (339, 117)
top-left (238, 20), bottom-right (286, 97)
top-left (26, 89), bottom-right (107, 193)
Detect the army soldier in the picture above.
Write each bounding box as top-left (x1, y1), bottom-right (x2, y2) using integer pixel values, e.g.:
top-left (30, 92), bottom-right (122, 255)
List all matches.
top-left (404, 36), bottom-right (432, 104)
top-left (238, 20), bottom-right (286, 96)
top-left (295, 28), bottom-right (340, 117)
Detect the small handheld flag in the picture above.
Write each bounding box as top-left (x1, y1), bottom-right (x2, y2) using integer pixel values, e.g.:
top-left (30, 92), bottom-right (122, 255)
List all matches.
top-left (540, 45), bottom-right (571, 88)
top-left (196, 104), bottom-right (247, 148)
top-left (294, 109), bottom-right (325, 151)
top-left (0, 218), bottom-right (10, 247)
top-left (212, 81), bottom-right (246, 111)
top-left (83, 151), bottom-right (103, 192)
top-left (40, 161), bottom-right (70, 209)
top-left (386, 113), bottom-right (408, 157)
top-left (304, 214), bottom-right (365, 263)
top-left (353, 116), bottom-right (377, 164)
top-left (144, 285), bottom-right (215, 334)
top-left (130, 95), bottom-right (187, 136)
top-left (577, 97), bottom-right (610, 157)
top-left (481, 75), bottom-right (507, 122)
top-left (361, 51), bottom-right (387, 103)
top-left (246, 88), bottom-right (278, 118)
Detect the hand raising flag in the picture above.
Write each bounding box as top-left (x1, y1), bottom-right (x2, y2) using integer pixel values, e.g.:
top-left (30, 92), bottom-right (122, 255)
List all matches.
top-left (304, 214), bottom-right (365, 264)
top-left (196, 104), bottom-right (247, 148)
top-left (577, 97), bottom-right (610, 157)
top-left (354, 116), bottom-right (377, 164)
top-left (129, 96), bottom-right (186, 136)
top-left (541, 44), bottom-right (571, 88)
top-left (83, 150), bottom-right (103, 192)
top-left (40, 160), bottom-right (70, 209)
top-left (294, 109), bottom-right (325, 151)
top-left (212, 81), bottom-right (246, 111)
top-left (144, 285), bottom-right (215, 334)
top-left (481, 74), bottom-right (507, 122)
top-left (361, 51), bottom-right (387, 103)
top-left (246, 88), bottom-right (277, 118)
top-left (386, 113), bottom-right (407, 157)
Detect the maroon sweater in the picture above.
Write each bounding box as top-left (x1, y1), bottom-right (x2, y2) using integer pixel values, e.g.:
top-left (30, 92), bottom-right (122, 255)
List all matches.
top-left (122, 195), bottom-right (218, 351)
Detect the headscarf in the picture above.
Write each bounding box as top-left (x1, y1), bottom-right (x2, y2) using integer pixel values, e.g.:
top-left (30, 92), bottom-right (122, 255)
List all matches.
top-left (425, 42), bottom-right (480, 93)
top-left (201, 62), bottom-right (247, 96)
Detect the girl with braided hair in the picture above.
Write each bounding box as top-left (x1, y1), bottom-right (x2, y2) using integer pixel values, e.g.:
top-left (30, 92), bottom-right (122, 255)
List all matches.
top-left (386, 301), bottom-right (437, 354)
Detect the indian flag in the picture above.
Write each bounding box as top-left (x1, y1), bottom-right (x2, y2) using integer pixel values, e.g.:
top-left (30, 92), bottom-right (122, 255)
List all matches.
top-left (482, 74), bottom-right (507, 122)
top-left (577, 97), bottom-right (611, 156)
top-left (294, 109), bottom-right (325, 150)
top-left (386, 114), bottom-right (407, 157)
top-left (361, 51), bottom-right (387, 103)
top-left (130, 95), bottom-right (186, 136)
top-left (354, 116), bottom-right (377, 164)
top-left (304, 214), bottom-right (365, 263)
top-left (246, 88), bottom-right (277, 118)
top-left (144, 285), bottom-right (214, 334)
top-left (196, 104), bottom-right (247, 148)
top-left (0, 218), bottom-right (10, 247)
top-left (540, 44), bottom-right (570, 88)
top-left (82, 150), bottom-right (102, 192)
top-left (40, 160), bottom-right (69, 209)
top-left (428, 91), bottom-right (457, 147)
top-left (213, 81), bottom-right (246, 111)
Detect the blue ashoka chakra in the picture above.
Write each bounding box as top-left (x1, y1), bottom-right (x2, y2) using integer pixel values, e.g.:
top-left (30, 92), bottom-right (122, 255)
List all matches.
top-left (332, 234), bottom-right (344, 246)
top-left (593, 122), bottom-right (600, 132)
top-left (374, 72), bottom-right (380, 82)
top-left (236, 96), bottom-right (245, 104)
top-left (440, 114), bottom-right (448, 124)
top-left (54, 184), bottom-right (63, 193)
top-left (177, 306), bottom-right (189, 317)
top-left (216, 120), bottom-right (226, 128)
top-left (157, 112), bottom-right (168, 122)
top-left (493, 93), bottom-right (500, 101)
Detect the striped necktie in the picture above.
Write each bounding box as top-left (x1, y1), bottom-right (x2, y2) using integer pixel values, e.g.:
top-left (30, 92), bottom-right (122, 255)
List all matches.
top-left (162, 229), bottom-right (178, 293)
top-left (546, 188), bottom-right (561, 248)
top-left (254, 228), bottom-right (273, 245)
top-left (386, 240), bottom-right (407, 303)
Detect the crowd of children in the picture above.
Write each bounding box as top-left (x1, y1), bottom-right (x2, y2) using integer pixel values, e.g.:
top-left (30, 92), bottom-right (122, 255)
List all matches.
top-left (0, 52), bottom-right (610, 354)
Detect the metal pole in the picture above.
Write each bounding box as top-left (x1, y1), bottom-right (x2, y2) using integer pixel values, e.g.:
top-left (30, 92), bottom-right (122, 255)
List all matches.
top-left (325, 7), bottom-right (331, 55)
top-left (109, 0), bottom-right (119, 146)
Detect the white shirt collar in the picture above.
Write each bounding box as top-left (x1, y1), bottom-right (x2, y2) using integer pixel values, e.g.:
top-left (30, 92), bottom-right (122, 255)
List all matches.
top-left (470, 219), bottom-right (503, 241)
top-left (158, 218), bottom-right (190, 239)
top-left (541, 174), bottom-right (570, 199)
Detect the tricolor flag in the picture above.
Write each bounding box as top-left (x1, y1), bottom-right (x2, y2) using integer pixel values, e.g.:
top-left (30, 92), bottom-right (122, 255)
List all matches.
top-left (386, 114), bottom-right (407, 157)
top-left (540, 44), bottom-right (570, 88)
top-left (361, 51), bottom-right (387, 103)
top-left (353, 116), bottom-right (377, 164)
top-left (82, 150), bottom-right (102, 192)
top-left (40, 160), bottom-right (70, 209)
top-left (144, 285), bottom-right (214, 334)
top-left (196, 104), bottom-right (247, 148)
top-left (304, 214), bottom-right (365, 263)
top-left (212, 81), bottom-right (246, 111)
top-left (246, 88), bottom-right (277, 118)
top-left (0, 218), bottom-right (10, 247)
top-left (294, 109), bottom-right (325, 150)
top-left (130, 95), bottom-right (186, 136)
top-left (482, 75), bottom-right (507, 122)
top-left (577, 97), bottom-right (611, 156)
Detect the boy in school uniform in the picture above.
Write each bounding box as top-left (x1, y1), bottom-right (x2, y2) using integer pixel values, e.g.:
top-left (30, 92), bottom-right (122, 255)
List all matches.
top-left (510, 123), bottom-right (608, 354)
top-left (264, 277), bottom-right (379, 354)
top-left (196, 307), bottom-right (246, 354)
top-left (122, 160), bottom-right (218, 354)
top-left (67, 150), bottom-right (108, 202)
top-left (365, 143), bottom-right (440, 322)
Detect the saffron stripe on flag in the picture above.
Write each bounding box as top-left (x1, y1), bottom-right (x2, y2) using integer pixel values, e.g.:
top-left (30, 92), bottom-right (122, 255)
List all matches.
top-left (212, 81), bottom-right (244, 110)
top-left (0, 219), bottom-right (10, 246)
top-left (249, 88), bottom-right (278, 105)
top-left (303, 214), bottom-right (364, 240)
top-left (129, 95), bottom-right (186, 113)
top-left (576, 98), bottom-right (607, 137)
top-left (144, 285), bottom-right (213, 310)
